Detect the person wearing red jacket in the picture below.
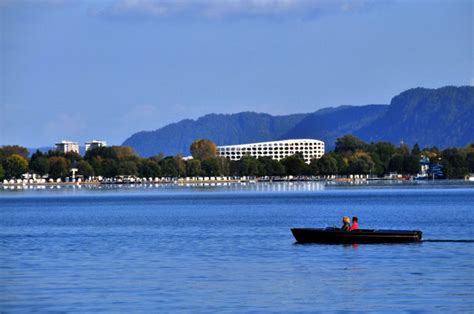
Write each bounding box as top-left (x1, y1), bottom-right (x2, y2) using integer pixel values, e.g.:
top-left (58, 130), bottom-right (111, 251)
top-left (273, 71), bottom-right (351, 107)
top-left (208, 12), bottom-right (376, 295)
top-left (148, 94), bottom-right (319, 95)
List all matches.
top-left (350, 217), bottom-right (359, 231)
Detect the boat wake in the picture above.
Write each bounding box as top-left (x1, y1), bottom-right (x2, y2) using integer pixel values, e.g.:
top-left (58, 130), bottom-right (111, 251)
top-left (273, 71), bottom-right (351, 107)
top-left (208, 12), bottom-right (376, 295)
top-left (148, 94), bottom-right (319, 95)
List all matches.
top-left (423, 239), bottom-right (474, 243)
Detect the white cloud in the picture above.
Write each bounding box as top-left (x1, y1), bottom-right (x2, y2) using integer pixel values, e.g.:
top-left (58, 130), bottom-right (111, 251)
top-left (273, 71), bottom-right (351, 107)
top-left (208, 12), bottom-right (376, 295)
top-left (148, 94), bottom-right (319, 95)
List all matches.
top-left (105, 0), bottom-right (381, 19)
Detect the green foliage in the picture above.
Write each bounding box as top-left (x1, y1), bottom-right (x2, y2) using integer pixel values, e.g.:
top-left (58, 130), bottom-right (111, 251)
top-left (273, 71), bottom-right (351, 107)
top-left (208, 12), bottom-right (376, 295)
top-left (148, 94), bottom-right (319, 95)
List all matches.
top-left (4, 137), bottom-right (474, 180)
top-left (348, 154), bottom-right (374, 175)
top-left (411, 143), bottom-right (421, 156)
top-left (160, 157), bottom-right (179, 177)
top-left (99, 159), bottom-right (118, 177)
top-left (186, 159), bottom-right (202, 177)
top-left (139, 160), bottom-right (162, 178)
top-left (257, 157), bottom-right (285, 176)
top-left (48, 157), bottom-right (69, 179)
top-left (281, 154), bottom-right (308, 176)
top-left (117, 160), bottom-right (138, 176)
top-left (112, 146), bottom-right (137, 159)
top-left (466, 152), bottom-right (474, 172)
top-left (29, 151), bottom-right (50, 176)
top-left (335, 135), bottom-right (367, 154)
top-left (441, 148), bottom-right (469, 178)
top-left (0, 145), bottom-right (29, 159)
top-left (403, 155), bottom-right (420, 175)
top-left (190, 139), bottom-right (217, 160)
top-left (201, 157), bottom-right (229, 176)
top-left (3, 154), bottom-right (29, 179)
top-left (77, 160), bottom-right (95, 177)
top-left (388, 154), bottom-right (404, 173)
top-left (237, 156), bottom-right (260, 176)
top-left (310, 154), bottom-right (337, 176)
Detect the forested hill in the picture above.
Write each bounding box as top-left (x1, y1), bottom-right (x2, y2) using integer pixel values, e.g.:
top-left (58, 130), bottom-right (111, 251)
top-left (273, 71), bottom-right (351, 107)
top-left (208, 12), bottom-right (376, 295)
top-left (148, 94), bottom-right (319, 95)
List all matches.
top-left (280, 105), bottom-right (387, 149)
top-left (122, 86), bottom-right (474, 157)
top-left (122, 112), bottom-right (307, 157)
top-left (354, 86), bottom-right (474, 148)
top-left (122, 105), bottom-right (388, 156)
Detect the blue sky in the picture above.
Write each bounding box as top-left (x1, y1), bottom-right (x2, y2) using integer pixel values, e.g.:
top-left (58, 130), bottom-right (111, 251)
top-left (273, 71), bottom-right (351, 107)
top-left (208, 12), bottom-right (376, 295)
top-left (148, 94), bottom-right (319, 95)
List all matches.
top-left (1, 0), bottom-right (472, 147)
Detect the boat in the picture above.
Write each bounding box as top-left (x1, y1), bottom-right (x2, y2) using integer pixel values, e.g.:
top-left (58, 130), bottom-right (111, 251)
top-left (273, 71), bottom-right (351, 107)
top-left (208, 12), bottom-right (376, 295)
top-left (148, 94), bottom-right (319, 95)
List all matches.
top-left (291, 227), bottom-right (422, 244)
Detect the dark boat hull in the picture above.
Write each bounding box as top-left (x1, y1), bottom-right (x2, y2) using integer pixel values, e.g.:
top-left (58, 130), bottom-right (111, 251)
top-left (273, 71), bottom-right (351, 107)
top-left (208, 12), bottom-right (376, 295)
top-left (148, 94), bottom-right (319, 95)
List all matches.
top-left (291, 228), bottom-right (422, 244)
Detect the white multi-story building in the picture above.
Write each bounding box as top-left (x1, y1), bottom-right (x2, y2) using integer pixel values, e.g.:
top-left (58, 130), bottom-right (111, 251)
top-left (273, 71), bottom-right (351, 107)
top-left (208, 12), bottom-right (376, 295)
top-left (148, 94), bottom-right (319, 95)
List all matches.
top-left (85, 140), bottom-right (107, 151)
top-left (55, 140), bottom-right (80, 154)
top-left (217, 139), bottom-right (325, 164)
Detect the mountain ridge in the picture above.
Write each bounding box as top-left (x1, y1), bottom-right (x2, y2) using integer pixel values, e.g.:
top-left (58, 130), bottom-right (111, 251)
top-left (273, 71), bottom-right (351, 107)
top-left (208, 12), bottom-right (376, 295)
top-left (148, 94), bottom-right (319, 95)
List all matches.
top-left (122, 86), bottom-right (474, 157)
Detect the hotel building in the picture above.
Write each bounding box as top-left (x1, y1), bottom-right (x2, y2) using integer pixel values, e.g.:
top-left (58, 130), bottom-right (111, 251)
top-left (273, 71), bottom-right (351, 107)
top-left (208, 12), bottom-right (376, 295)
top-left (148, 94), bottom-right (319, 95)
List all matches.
top-left (217, 139), bottom-right (325, 164)
top-left (55, 140), bottom-right (80, 154)
top-left (85, 140), bottom-right (107, 151)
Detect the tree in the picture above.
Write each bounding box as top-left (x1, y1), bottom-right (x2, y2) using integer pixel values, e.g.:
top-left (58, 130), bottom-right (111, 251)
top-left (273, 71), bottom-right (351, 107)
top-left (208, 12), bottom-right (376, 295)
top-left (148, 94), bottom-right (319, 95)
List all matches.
top-left (398, 143), bottom-right (410, 156)
top-left (403, 155), bottom-right (420, 175)
top-left (112, 146), bottom-right (137, 159)
top-left (369, 142), bottom-right (397, 166)
top-left (173, 157), bottom-right (187, 177)
top-left (3, 154), bottom-right (29, 179)
top-left (48, 157), bottom-right (69, 179)
top-left (238, 156), bottom-right (260, 176)
top-left (85, 147), bottom-right (117, 161)
top-left (99, 159), bottom-right (118, 177)
top-left (388, 154), bottom-right (404, 173)
top-left (190, 139), bottom-right (217, 160)
top-left (201, 157), bottom-right (229, 176)
top-left (368, 152), bottom-right (385, 177)
top-left (281, 153), bottom-right (308, 176)
top-left (466, 152), bottom-right (474, 173)
top-left (77, 160), bottom-right (95, 177)
top-left (441, 148), bottom-right (468, 178)
top-left (29, 151), bottom-right (50, 176)
top-left (411, 143), bottom-right (421, 156)
top-left (335, 135), bottom-right (367, 155)
top-left (117, 161), bottom-right (138, 176)
top-left (139, 160), bottom-right (161, 178)
top-left (160, 157), bottom-right (179, 177)
top-left (186, 159), bottom-right (202, 177)
top-left (310, 154), bottom-right (337, 176)
top-left (257, 157), bottom-right (285, 176)
top-left (348, 154), bottom-right (374, 175)
top-left (0, 145), bottom-right (29, 159)
top-left (0, 164), bottom-right (4, 180)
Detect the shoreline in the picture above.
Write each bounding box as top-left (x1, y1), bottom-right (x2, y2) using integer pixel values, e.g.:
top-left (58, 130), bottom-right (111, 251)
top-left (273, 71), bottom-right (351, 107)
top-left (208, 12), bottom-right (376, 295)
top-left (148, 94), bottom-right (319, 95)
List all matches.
top-left (1, 178), bottom-right (473, 189)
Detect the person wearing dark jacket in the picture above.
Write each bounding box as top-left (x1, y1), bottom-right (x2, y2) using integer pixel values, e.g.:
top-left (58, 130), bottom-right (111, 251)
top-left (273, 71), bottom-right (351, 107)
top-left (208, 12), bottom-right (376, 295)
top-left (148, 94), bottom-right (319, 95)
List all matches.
top-left (341, 216), bottom-right (351, 231)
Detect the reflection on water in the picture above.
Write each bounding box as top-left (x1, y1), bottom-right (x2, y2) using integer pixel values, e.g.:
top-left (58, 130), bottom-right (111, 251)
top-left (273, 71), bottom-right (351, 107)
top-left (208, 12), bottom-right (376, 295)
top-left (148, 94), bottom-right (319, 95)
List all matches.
top-left (2, 179), bottom-right (473, 194)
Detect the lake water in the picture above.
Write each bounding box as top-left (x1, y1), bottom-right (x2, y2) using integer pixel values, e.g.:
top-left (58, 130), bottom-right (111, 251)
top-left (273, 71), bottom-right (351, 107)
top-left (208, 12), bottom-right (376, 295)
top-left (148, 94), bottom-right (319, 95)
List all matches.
top-left (1, 182), bottom-right (473, 312)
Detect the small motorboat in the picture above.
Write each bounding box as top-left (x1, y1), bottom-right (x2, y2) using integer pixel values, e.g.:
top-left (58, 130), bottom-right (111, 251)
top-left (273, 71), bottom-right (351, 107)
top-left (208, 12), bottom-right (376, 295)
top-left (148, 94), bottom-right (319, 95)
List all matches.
top-left (291, 227), bottom-right (422, 244)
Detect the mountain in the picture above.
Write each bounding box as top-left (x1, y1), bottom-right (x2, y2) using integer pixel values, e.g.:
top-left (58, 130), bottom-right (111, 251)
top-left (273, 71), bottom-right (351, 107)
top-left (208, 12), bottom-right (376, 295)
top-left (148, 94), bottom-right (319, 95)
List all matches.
top-left (280, 105), bottom-right (388, 150)
top-left (354, 86), bottom-right (474, 148)
top-left (122, 86), bottom-right (474, 157)
top-left (123, 112), bottom-right (307, 157)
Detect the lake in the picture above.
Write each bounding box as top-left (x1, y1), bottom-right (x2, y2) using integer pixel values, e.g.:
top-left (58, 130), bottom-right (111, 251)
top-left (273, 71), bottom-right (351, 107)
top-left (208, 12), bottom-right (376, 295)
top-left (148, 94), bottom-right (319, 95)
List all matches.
top-left (1, 182), bottom-right (473, 312)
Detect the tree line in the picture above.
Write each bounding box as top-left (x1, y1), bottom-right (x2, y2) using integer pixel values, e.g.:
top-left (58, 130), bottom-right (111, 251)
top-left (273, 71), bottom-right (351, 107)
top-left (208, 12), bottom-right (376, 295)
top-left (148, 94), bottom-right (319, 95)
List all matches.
top-left (1, 135), bottom-right (473, 181)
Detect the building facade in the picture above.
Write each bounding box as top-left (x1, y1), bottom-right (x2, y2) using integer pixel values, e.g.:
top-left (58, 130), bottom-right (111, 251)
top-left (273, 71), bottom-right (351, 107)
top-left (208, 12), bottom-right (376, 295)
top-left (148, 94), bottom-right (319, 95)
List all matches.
top-left (55, 141), bottom-right (80, 154)
top-left (217, 139), bottom-right (325, 164)
top-left (85, 140), bottom-right (107, 151)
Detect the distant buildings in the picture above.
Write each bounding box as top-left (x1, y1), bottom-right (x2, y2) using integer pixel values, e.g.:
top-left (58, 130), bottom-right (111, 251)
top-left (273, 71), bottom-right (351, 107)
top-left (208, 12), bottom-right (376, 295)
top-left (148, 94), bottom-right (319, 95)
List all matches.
top-left (217, 139), bottom-right (325, 164)
top-left (55, 140), bottom-right (107, 154)
top-left (85, 140), bottom-right (107, 151)
top-left (55, 141), bottom-right (79, 154)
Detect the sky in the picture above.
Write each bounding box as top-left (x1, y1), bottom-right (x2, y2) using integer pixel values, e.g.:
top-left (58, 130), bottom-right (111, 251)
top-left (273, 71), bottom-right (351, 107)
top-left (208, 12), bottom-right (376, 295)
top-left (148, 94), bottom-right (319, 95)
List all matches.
top-left (1, 0), bottom-right (472, 148)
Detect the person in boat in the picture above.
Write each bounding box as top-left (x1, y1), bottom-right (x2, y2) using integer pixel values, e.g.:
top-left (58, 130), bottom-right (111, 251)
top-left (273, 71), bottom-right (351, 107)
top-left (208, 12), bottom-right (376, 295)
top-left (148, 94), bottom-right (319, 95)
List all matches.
top-left (341, 216), bottom-right (351, 231)
top-left (350, 217), bottom-right (359, 231)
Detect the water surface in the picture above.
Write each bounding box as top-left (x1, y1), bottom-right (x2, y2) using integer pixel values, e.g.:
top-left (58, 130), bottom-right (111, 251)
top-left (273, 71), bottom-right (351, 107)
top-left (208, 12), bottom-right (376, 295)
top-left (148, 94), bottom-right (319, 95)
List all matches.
top-left (1, 182), bottom-right (473, 312)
